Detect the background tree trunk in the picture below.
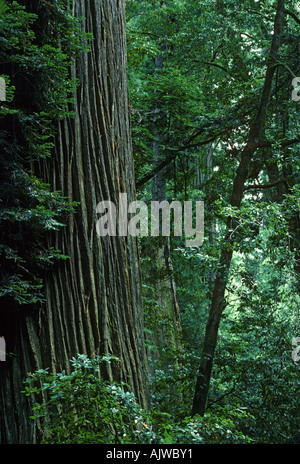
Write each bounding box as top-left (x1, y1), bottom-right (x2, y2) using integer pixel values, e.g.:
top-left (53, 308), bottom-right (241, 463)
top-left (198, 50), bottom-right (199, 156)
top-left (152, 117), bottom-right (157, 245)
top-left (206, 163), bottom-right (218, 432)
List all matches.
top-left (191, 0), bottom-right (285, 417)
top-left (0, 0), bottom-right (148, 443)
top-left (147, 148), bottom-right (183, 364)
top-left (142, 44), bottom-right (183, 369)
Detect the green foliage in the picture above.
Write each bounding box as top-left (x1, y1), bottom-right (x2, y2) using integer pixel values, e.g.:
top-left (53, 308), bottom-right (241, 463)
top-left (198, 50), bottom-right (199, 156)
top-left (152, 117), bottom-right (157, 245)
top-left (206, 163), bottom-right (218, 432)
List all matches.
top-left (215, 250), bottom-right (300, 443)
top-left (8, 0), bottom-right (300, 445)
top-left (0, 164), bottom-right (76, 304)
top-left (23, 354), bottom-right (253, 444)
top-left (0, 1), bottom-right (90, 305)
top-left (128, 0), bottom-right (300, 445)
top-left (23, 354), bottom-right (159, 444)
top-left (153, 405), bottom-right (253, 444)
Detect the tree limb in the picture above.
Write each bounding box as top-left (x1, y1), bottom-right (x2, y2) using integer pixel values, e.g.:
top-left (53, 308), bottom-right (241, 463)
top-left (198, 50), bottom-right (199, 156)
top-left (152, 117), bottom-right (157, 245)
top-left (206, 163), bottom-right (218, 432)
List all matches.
top-left (136, 133), bottom-right (300, 190)
top-left (244, 179), bottom-right (290, 191)
top-left (206, 381), bottom-right (237, 410)
top-left (256, 137), bottom-right (300, 148)
top-left (202, 61), bottom-right (232, 76)
top-left (284, 8), bottom-right (300, 25)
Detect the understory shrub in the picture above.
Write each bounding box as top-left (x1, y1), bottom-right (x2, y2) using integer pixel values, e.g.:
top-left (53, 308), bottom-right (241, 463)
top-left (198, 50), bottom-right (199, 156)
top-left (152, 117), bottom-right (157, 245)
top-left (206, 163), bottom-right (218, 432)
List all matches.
top-left (23, 354), bottom-right (252, 444)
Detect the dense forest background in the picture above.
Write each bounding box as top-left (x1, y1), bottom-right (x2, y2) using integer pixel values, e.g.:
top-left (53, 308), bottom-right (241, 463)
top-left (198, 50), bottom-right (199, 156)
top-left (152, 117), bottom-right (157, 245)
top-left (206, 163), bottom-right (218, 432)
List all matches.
top-left (0, 0), bottom-right (299, 445)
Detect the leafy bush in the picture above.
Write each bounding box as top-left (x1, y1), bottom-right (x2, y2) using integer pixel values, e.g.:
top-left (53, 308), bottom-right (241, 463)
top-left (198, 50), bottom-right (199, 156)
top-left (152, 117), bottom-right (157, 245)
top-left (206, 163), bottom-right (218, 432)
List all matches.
top-left (155, 409), bottom-right (252, 444)
top-left (23, 354), bottom-right (253, 444)
top-left (0, 0), bottom-right (90, 305)
top-left (23, 354), bottom-right (159, 444)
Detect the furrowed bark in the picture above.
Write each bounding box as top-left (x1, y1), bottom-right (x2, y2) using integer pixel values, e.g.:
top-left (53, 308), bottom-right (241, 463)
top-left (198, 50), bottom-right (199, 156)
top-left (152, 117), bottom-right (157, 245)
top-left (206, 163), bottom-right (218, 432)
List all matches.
top-left (0, 0), bottom-right (148, 443)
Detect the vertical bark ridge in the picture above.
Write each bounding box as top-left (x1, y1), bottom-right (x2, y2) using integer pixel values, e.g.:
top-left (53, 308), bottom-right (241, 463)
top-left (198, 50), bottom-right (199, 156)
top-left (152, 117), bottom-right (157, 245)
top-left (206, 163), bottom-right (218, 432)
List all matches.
top-left (0, 0), bottom-right (148, 443)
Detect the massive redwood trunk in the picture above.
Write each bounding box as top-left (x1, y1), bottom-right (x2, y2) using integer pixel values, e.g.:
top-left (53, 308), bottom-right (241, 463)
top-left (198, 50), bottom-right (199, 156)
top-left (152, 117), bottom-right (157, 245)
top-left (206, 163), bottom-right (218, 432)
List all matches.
top-left (0, 0), bottom-right (148, 443)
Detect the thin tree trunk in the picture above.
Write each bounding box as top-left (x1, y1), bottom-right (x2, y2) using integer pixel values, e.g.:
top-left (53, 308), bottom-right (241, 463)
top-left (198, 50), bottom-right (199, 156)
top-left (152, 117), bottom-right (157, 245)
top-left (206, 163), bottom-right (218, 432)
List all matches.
top-left (191, 0), bottom-right (286, 417)
top-left (142, 46), bottom-right (183, 365)
top-left (149, 147), bottom-right (183, 362)
top-left (193, 144), bottom-right (216, 291)
top-left (141, 8), bottom-right (183, 366)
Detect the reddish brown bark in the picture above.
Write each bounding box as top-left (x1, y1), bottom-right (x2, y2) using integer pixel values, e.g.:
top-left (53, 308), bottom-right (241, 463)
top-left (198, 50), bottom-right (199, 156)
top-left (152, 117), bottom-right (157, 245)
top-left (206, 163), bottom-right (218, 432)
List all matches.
top-left (0, 0), bottom-right (148, 443)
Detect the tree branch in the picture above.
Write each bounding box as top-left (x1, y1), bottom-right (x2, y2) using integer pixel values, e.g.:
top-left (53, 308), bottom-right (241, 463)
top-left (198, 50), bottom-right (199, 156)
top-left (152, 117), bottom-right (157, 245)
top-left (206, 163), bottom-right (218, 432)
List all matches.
top-left (136, 3), bottom-right (299, 192)
top-left (256, 137), bottom-right (300, 148)
top-left (202, 61), bottom-right (232, 76)
top-left (244, 179), bottom-right (289, 191)
top-left (206, 382), bottom-right (237, 410)
top-left (284, 8), bottom-right (300, 24)
top-left (136, 132), bottom-right (300, 190)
